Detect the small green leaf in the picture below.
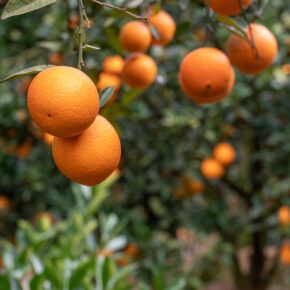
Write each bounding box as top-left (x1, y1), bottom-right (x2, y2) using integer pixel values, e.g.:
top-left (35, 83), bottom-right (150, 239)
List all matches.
top-left (99, 87), bottom-right (115, 108)
top-left (216, 15), bottom-right (247, 39)
top-left (0, 65), bottom-right (52, 84)
top-left (82, 44), bottom-right (100, 54)
top-left (1, 0), bottom-right (57, 20)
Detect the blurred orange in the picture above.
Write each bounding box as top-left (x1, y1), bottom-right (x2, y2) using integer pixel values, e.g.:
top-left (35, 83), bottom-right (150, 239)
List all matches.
top-left (102, 55), bottom-right (125, 75)
top-left (281, 64), bottom-right (290, 74)
top-left (181, 177), bottom-right (204, 195)
top-left (48, 53), bottom-right (64, 66)
top-left (173, 188), bottom-right (187, 199)
top-left (124, 243), bottom-right (139, 257)
top-left (278, 206), bottom-right (290, 225)
top-left (200, 158), bottom-right (225, 180)
top-left (280, 243), bottom-right (290, 265)
top-left (16, 109), bottom-right (27, 123)
top-left (97, 73), bottom-right (121, 105)
top-left (213, 142), bottom-right (236, 166)
top-left (116, 256), bottom-right (129, 267)
top-left (68, 15), bottom-right (79, 30)
top-left (17, 140), bottom-right (32, 158)
top-left (0, 196), bottom-right (12, 211)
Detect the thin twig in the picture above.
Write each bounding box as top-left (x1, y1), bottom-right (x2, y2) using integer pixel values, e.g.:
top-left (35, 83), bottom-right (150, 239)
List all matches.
top-left (90, 0), bottom-right (147, 22)
top-left (237, 0), bottom-right (260, 60)
top-left (77, 0), bottom-right (85, 69)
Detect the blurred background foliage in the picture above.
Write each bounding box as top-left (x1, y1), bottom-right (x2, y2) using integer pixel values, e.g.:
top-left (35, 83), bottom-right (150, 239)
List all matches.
top-left (0, 0), bottom-right (290, 289)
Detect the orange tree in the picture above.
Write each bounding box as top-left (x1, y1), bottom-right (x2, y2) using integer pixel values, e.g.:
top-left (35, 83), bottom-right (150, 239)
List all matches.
top-left (0, 0), bottom-right (290, 290)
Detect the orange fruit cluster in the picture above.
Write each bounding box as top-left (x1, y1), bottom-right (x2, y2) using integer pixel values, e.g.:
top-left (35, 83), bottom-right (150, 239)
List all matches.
top-left (201, 142), bottom-right (236, 180)
top-left (27, 66), bottom-right (121, 186)
top-left (179, 47), bottom-right (235, 104)
top-left (119, 10), bottom-right (175, 89)
top-left (97, 55), bottom-right (125, 105)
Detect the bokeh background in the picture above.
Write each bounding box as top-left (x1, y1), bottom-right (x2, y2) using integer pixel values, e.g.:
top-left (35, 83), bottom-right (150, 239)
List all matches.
top-left (0, 0), bottom-right (289, 289)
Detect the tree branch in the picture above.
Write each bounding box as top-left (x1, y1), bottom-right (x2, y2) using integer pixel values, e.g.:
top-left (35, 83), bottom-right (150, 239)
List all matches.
top-left (90, 0), bottom-right (147, 22)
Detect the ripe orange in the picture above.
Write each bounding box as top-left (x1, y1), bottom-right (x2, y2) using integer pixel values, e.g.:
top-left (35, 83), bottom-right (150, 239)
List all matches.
top-left (48, 53), bottom-right (63, 65)
top-left (280, 243), bottom-right (290, 265)
top-left (208, 0), bottom-right (252, 16)
top-left (96, 73), bottom-right (121, 105)
top-left (200, 158), bottom-right (225, 180)
top-left (102, 55), bottom-right (125, 75)
top-left (226, 23), bottom-right (278, 74)
top-left (119, 21), bottom-right (152, 52)
top-left (181, 177), bottom-right (204, 194)
top-left (43, 132), bottom-right (54, 145)
top-left (52, 115), bottom-right (121, 186)
top-left (0, 196), bottom-right (12, 211)
top-left (68, 15), bottom-right (79, 30)
top-left (17, 140), bottom-right (32, 158)
top-left (278, 206), bottom-right (290, 225)
top-left (123, 53), bottom-right (157, 89)
top-left (148, 10), bottom-right (176, 46)
top-left (179, 47), bottom-right (235, 104)
top-left (124, 243), bottom-right (139, 257)
top-left (213, 142), bottom-right (236, 166)
top-left (28, 66), bottom-right (99, 138)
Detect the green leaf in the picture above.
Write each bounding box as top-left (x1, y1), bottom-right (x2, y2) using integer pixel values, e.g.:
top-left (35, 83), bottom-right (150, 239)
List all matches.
top-left (82, 44), bottom-right (100, 54)
top-left (1, 0), bottom-right (57, 20)
top-left (99, 87), bottom-right (115, 108)
top-left (216, 15), bottom-right (247, 39)
top-left (168, 279), bottom-right (187, 290)
top-left (0, 65), bottom-right (52, 84)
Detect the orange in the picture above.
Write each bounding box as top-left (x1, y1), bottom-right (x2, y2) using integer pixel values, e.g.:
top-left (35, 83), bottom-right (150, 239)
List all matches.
top-left (179, 48), bottom-right (235, 104)
top-left (200, 158), bottom-right (224, 180)
top-left (173, 188), bottom-right (187, 199)
top-left (116, 256), bottom-right (129, 267)
top-left (43, 132), bottom-right (54, 145)
top-left (17, 140), bottom-right (32, 158)
top-left (280, 243), bottom-right (290, 265)
top-left (124, 244), bottom-right (139, 257)
top-left (119, 21), bottom-right (152, 52)
top-left (123, 53), bottom-right (157, 89)
top-left (28, 66), bottom-right (99, 138)
top-left (181, 177), bottom-right (204, 194)
top-left (48, 53), bottom-right (64, 65)
top-left (208, 0), bottom-right (252, 16)
top-left (213, 142), bottom-right (236, 166)
top-left (68, 15), bottom-right (79, 30)
top-left (52, 115), bottom-right (121, 186)
top-left (226, 23), bottom-right (278, 74)
top-left (0, 196), bottom-right (12, 211)
top-left (278, 206), bottom-right (290, 225)
top-left (148, 10), bottom-right (176, 46)
top-left (102, 55), bottom-right (125, 75)
top-left (96, 73), bottom-right (121, 105)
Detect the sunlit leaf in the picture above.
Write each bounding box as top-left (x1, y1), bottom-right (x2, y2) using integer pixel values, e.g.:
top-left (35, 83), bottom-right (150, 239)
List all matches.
top-left (1, 0), bottom-right (57, 20)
